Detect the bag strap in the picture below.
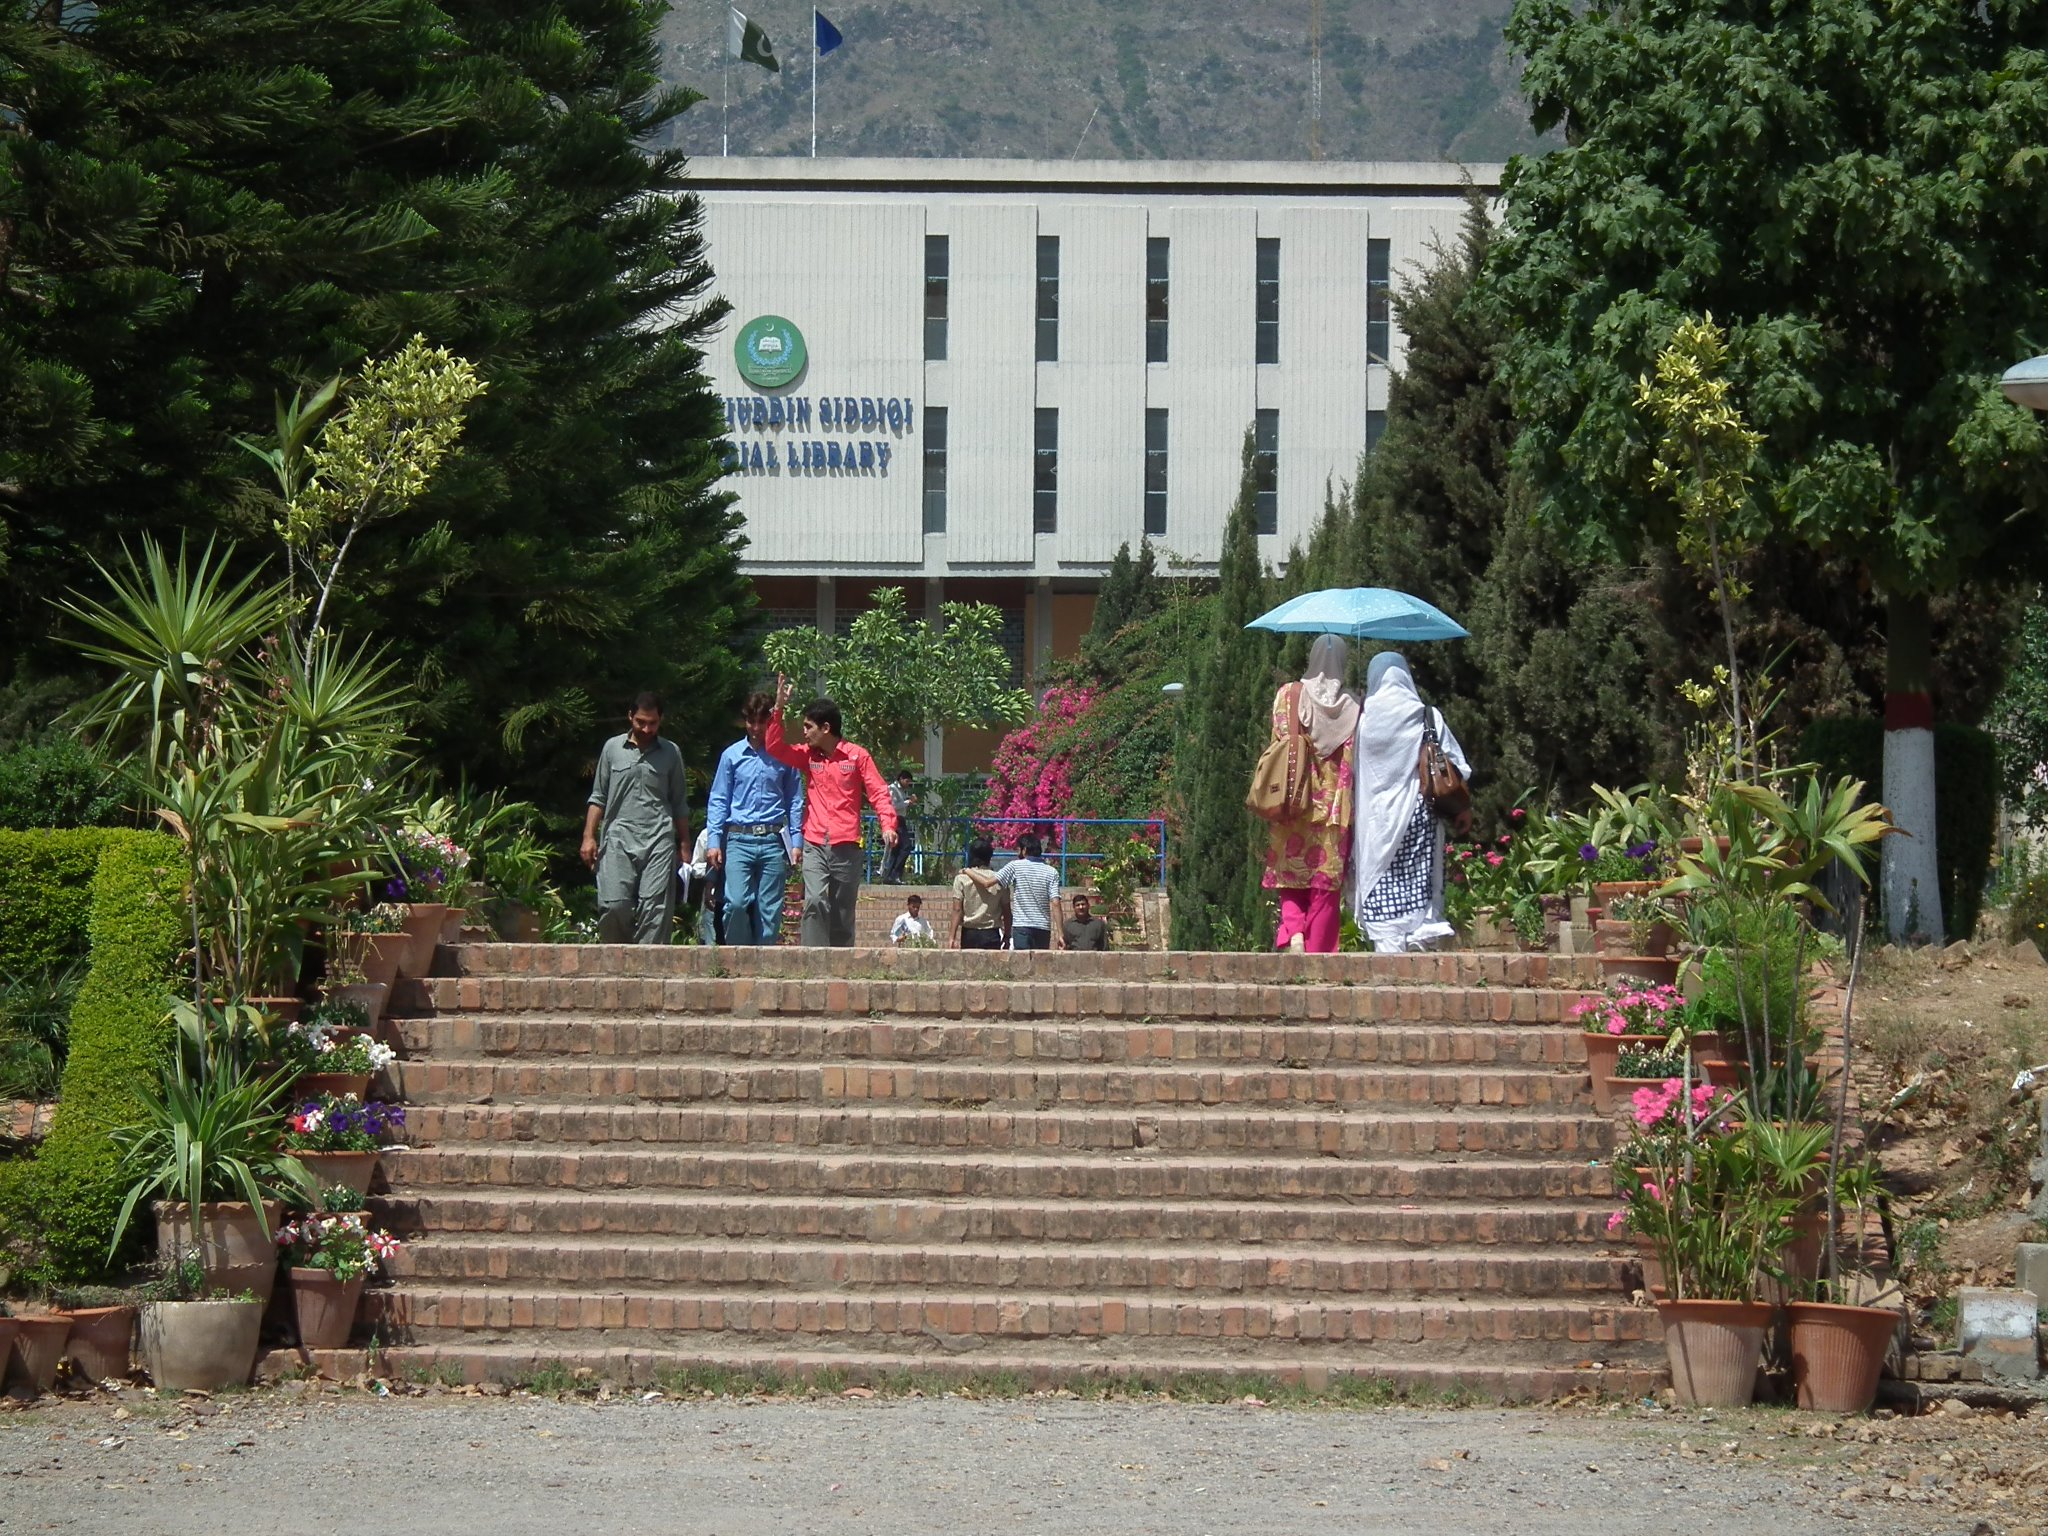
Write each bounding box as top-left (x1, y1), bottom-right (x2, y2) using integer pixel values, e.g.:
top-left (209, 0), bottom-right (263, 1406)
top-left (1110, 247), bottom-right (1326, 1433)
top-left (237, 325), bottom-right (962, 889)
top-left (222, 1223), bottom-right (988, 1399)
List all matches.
top-left (1286, 681), bottom-right (1305, 740)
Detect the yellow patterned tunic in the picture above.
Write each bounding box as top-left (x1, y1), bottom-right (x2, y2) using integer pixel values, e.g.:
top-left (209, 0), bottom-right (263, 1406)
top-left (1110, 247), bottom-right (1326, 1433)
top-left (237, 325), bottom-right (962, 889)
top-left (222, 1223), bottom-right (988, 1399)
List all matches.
top-left (1260, 687), bottom-right (1355, 892)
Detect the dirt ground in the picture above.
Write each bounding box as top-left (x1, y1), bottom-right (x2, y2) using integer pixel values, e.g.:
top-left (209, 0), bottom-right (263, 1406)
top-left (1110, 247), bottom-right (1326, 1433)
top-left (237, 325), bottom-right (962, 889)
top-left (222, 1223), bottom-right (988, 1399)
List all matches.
top-left (1, 1382), bottom-right (2044, 1536)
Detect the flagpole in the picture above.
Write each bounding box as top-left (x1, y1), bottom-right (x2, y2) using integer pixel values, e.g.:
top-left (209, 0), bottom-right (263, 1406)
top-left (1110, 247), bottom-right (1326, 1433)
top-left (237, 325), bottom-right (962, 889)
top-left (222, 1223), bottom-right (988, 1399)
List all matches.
top-left (811, 9), bottom-right (817, 158)
top-left (722, 8), bottom-right (730, 157)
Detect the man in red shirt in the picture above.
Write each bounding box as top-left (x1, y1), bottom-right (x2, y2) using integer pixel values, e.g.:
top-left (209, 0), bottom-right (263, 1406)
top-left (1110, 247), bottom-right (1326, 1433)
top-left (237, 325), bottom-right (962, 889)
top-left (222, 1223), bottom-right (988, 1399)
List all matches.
top-left (766, 675), bottom-right (899, 946)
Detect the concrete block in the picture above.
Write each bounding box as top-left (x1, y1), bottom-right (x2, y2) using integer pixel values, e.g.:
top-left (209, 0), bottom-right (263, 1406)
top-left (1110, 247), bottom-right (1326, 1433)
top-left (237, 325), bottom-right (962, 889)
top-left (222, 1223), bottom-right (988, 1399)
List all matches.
top-left (2017, 1244), bottom-right (2048, 1305)
top-left (1956, 1286), bottom-right (2041, 1380)
top-left (2032, 1096), bottom-right (2048, 1222)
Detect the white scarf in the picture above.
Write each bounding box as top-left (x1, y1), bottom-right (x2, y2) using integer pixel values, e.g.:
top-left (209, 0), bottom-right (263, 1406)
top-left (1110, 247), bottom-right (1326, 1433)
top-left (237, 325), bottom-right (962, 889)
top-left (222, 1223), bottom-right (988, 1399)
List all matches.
top-left (1297, 633), bottom-right (1362, 760)
top-left (1350, 652), bottom-right (1471, 903)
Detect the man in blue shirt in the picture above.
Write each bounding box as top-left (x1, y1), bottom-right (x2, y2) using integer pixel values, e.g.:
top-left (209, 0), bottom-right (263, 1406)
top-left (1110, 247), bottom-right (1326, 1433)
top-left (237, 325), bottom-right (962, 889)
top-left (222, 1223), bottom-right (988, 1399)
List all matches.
top-left (705, 690), bottom-right (805, 945)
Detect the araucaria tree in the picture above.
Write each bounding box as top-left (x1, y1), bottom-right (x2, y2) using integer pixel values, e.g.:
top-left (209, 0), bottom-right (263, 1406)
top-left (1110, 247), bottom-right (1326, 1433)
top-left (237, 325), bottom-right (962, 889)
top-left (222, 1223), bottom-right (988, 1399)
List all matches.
top-left (1169, 431), bottom-right (1279, 950)
top-left (1490, 0), bottom-right (2048, 938)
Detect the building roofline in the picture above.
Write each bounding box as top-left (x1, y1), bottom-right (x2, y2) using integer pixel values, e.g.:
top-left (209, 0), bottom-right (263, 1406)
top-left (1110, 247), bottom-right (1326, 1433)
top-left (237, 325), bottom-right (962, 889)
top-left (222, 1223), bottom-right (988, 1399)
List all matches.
top-left (687, 156), bottom-right (1504, 199)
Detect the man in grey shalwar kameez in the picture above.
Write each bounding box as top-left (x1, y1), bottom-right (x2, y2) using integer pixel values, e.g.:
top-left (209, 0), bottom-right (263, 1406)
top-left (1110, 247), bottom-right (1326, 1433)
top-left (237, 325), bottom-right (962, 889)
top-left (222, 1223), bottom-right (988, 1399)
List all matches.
top-left (580, 692), bottom-right (690, 944)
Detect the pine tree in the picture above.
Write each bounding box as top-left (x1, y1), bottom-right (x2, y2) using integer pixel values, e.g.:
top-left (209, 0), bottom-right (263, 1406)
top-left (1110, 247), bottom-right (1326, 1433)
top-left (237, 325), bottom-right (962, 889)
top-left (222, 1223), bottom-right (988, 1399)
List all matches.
top-left (1169, 431), bottom-right (1278, 949)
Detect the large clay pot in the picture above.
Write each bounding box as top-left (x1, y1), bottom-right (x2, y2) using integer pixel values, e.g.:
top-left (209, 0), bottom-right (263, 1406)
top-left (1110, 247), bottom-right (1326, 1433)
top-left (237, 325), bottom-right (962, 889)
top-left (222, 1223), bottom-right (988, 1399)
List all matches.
top-left (1592, 880), bottom-right (1659, 907)
top-left (361, 932), bottom-right (411, 992)
top-left (6, 1315), bottom-right (71, 1392)
top-left (155, 1201), bottom-right (282, 1303)
top-left (1656, 1298), bottom-right (1772, 1407)
top-left (1594, 918), bottom-right (1678, 957)
top-left (138, 1299), bottom-right (264, 1391)
top-left (61, 1306), bottom-right (136, 1382)
top-left (396, 903), bottom-right (448, 978)
top-left (438, 907), bottom-right (468, 945)
top-left (288, 1268), bottom-right (366, 1349)
top-left (1582, 1033), bottom-right (1663, 1111)
top-left (0, 1322), bottom-right (16, 1379)
top-left (1786, 1301), bottom-right (1901, 1413)
top-left (297, 1148), bottom-right (380, 1197)
top-left (333, 982), bottom-right (389, 1025)
top-left (1599, 953), bottom-right (1681, 987)
top-left (296, 1072), bottom-right (371, 1103)
top-left (1605, 1074), bottom-right (1683, 1120)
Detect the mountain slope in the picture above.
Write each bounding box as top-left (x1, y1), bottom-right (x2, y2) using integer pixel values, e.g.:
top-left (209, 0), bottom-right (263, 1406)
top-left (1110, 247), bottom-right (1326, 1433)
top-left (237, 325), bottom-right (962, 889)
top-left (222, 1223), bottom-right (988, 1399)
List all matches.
top-left (655, 1), bottom-right (1541, 164)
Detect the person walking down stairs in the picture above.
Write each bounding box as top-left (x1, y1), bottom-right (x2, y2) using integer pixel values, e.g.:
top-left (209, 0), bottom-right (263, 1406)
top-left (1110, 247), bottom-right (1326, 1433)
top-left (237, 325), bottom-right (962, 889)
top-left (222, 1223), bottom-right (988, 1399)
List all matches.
top-left (765, 675), bottom-right (898, 947)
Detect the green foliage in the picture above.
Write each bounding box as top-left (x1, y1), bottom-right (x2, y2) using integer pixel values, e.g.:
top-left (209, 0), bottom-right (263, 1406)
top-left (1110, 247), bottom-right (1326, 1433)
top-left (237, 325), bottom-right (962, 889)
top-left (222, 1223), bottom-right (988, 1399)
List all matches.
top-left (1169, 430), bottom-right (1279, 950)
top-left (0, 828), bottom-right (131, 974)
top-left (1, 832), bottom-right (186, 1282)
top-left (1989, 598), bottom-right (2048, 823)
top-left (763, 587), bottom-right (1033, 755)
top-left (0, 735), bottom-right (126, 831)
top-left (0, 960), bottom-right (86, 1102)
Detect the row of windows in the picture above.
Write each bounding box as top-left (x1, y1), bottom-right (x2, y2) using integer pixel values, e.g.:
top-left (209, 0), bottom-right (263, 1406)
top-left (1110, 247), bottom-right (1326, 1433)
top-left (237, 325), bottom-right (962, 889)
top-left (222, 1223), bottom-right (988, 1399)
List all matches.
top-left (919, 405), bottom-right (1387, 538)
top-left (924, 235), bottom-right (1394, 366)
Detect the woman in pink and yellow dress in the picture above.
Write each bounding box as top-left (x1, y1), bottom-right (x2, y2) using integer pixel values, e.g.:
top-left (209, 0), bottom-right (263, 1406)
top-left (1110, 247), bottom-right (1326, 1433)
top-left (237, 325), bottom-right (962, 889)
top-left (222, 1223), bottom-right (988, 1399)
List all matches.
top-left (1260, 633), bottom-right (1359, 953)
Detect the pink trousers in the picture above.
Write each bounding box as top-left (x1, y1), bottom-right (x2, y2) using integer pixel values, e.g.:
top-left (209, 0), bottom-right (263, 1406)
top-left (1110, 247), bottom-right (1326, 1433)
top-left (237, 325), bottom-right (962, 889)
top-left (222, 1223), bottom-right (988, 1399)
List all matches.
top-left (1272, 887), bottom-right (1342, 954)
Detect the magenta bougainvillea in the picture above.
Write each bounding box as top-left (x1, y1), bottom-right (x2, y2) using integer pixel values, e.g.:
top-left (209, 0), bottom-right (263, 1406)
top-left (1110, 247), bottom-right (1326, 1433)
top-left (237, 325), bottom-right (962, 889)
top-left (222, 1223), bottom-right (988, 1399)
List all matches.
top-left (980, 683), bottom-right (1096, 840)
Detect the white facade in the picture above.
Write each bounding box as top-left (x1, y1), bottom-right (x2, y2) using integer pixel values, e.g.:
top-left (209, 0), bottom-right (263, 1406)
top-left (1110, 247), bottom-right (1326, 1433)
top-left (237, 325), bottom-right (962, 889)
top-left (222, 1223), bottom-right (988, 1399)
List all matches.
top-left (694, 158), bottom-right (1500, 580)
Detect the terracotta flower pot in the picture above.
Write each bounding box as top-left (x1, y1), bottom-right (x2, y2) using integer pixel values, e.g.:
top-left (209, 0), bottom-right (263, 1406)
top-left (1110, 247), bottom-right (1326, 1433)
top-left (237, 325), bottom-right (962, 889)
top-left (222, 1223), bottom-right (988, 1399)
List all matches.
top-left (1582, 1033), bottom-right (1663, 1111)
top-left (138, 1299), bottom-right (263, 1391)
top-left (438, 907), bottom-right (468, 945)
top-left (1786, 1301), bottom-right (1900, 1413)
top-left (288, 1268), bottom-right (366, 1349)
top-left (1605, 1074), bottom-right (1682, 1118)
top-left (247, 995), bottom-right (302, 1026)
top-left (1593, 881), bottom-right (1659, 906)
top-left (60, 1306), bottom-right (136, 1382)
top-left (0, 1321), bottom-right (15, 1378)
top-left (332, 981), bottom-right (389, 1025)
top-left (155, 1201), bottom-right (282, 1303)
top-left (1594, 918), bottom-right (1677, 957)
top-left (397, 903), bottom-right (448, 978)
top-left (296, 1072), bottom-right (371, 1103)
top-left (361, 932), bottom-right (410, 992)
top-left (6, 1315), bottom-right (71, 1392)
top-left (296, 1148), bottom-right (380, 1196)
top-left (1656, 1298), bottom-right (1772, 1407)
top-left (1599, 953), bottom-right (1681, 987)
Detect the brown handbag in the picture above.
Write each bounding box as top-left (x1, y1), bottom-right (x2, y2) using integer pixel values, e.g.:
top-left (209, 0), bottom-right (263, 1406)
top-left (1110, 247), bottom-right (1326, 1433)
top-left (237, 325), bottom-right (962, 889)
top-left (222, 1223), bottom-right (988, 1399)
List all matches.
top-left (1418, 708), bottom-right (1471, 824)
top-left (1246, 683), bottom-right (1316, 823)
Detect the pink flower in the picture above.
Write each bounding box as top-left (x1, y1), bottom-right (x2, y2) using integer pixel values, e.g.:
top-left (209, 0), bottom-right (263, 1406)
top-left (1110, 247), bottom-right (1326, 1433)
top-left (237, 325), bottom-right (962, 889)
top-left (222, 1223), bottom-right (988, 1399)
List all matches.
top-left (1605, 1210), bottom-right (1626, 1233)
top-left (1485, 852), bottom-right (1504, 867)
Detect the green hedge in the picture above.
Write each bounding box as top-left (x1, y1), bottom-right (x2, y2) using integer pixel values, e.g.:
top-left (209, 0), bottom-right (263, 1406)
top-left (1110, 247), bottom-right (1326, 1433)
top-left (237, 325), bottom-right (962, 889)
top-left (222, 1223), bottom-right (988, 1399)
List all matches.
top-left (0, 831), bottom-right (185, 1282)
top-left (0, 735), bottom-right (126, 832)
top-left (0, 827), bottom-right (132, 974)
top-left (1798, 717), bottom-right (1999, 942)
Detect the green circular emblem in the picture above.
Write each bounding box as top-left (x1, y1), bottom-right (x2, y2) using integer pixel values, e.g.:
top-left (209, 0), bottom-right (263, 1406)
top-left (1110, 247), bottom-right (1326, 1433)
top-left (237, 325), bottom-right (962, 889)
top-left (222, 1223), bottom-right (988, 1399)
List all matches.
top-left (735, 314), bottom-right (807, 389)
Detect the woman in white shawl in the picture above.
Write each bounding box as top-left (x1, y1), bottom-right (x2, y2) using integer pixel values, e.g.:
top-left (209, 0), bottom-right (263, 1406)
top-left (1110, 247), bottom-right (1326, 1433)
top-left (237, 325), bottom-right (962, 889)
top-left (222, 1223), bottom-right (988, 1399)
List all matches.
top-left (1261, 633), bottom-right (1360, 953)
top-left (1351, 652), bottom-right (1471, 953)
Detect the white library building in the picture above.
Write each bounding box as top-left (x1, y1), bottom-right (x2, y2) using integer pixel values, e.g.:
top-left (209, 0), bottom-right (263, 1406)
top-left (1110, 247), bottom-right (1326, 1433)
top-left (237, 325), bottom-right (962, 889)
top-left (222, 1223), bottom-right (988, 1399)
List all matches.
top-left (691, 156), bottom-right (1499, 768)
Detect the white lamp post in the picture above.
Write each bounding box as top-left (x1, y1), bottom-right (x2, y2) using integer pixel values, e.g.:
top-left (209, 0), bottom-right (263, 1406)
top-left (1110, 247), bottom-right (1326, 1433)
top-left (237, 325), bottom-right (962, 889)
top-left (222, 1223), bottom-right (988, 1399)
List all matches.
top-left (2000, 354), bottom-right (2048, 412)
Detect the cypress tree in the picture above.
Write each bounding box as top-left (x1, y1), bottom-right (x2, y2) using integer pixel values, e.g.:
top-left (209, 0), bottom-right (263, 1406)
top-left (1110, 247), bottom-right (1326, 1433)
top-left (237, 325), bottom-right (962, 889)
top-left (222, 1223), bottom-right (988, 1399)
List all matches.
top-left (1169, 431), bottom-right (1278, 950)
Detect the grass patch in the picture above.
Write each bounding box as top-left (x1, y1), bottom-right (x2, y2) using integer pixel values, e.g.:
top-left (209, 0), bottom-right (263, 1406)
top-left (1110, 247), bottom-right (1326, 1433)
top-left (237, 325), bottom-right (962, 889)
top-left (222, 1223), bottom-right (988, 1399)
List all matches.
top-left (408, 1362), bottom-right (468, 1387)
top-left (516, 1360), bottom-right (577, 1395)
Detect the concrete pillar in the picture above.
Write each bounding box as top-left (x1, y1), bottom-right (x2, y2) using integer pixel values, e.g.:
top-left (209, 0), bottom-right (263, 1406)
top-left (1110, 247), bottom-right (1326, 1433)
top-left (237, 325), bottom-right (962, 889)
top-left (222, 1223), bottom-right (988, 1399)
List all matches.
top-left (1032, 577), bottom-right (1053, 694)
top-left (815, 575), bottom-right (836, 635)
top-left (924, 578), bottom-right (945, 777)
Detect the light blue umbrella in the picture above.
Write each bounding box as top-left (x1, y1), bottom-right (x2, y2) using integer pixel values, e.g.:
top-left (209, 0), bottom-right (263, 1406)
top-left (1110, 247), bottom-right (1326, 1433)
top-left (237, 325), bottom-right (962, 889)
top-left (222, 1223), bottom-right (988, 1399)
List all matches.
top-left (1246, 586), bottom-right (1468, 643)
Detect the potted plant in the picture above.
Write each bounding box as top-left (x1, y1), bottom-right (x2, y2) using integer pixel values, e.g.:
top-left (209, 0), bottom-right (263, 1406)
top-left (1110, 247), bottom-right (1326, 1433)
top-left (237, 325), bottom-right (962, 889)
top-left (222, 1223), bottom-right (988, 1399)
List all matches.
top-left (50, 1284), bottom-right (138, 1382)
top-left (344, 903), bottom-right (412, 993)
top-left (135, 1255), bottom-right (265, 1392)
top-left (381, 825), bottom-right (468, 976)
top-left (1573, 979), bottom-right (1687, 1110)
top-left (323, 930), bottom-right (389, 1026)
top-left (108, 1047), bottom-right (311, 1303)
top-left (4, 1307), bottom-right (69, 1393)
top-left (1597, 892), bottom-right (1680, 958)
top-left (1605, 1044), bottom-right (1690, 1114)
top-left (277, 1000), bottom-right (393, 1099)
top-left (278, 1191), bottom-right (403, 1349)
top-left (280, 1092), bottom-right (405, 1196)
top-left (1785, 1158), bottom-right (1901, 1412)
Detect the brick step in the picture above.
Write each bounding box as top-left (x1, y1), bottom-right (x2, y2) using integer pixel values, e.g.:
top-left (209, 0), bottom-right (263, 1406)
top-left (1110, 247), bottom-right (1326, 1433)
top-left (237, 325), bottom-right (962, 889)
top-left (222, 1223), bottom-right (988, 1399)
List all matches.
top-left (377, 1190), bottom-right (1620, 1247)
top-left (393, 1058), bottom-right (1596, 1111)
top-left (442, 944), bottom-right (1598, 989)
top-left (385, 1237), bottom-right (1633, 1296)
top-left (401, 975), bottom-right (1596, 1026)
top-left (382, 1147), bottom-right (1619, 1201)
top-left (346, 1341), bottom-right (1668, 1401)
top-left (401, 1103), bottom-right (1614, 1158)
top-left (393, 1016), bottom-right (1592, 1067)
top-left (364, 1286), bottom-right (1661, 1355)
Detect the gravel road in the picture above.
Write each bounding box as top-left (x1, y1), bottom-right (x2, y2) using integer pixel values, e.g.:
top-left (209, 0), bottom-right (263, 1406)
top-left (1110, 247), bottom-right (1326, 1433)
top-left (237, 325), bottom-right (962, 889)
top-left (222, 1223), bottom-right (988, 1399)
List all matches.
top-left (1, 1387), bottom-right (2036, 1535)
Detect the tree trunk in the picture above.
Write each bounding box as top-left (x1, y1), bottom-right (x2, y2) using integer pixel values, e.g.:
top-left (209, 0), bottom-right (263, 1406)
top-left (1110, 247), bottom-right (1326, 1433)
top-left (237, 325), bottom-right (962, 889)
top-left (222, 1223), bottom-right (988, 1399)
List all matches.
top-left (1880, 588), bottom-right (1943, 943)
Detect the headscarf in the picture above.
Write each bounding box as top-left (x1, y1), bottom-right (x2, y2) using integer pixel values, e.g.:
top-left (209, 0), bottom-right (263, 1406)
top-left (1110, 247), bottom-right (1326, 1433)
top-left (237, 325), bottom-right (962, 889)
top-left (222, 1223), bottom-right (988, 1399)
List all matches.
top-left (1350, 652), bottom-right (1471, 902)
top-left (1296, 633), bottom-right (1361, 760)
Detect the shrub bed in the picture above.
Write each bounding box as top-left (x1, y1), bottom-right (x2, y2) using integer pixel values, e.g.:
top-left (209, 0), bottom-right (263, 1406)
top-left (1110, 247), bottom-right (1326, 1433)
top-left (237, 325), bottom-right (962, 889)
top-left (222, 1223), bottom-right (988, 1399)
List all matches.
top-left (0, 827), bottom-right (129, 974)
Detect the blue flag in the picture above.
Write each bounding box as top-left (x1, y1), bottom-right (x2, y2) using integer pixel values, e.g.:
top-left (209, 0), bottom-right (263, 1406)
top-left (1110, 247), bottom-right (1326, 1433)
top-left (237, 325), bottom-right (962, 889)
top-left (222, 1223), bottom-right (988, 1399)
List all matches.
top-left (815, 9), bottom-right (843, 55)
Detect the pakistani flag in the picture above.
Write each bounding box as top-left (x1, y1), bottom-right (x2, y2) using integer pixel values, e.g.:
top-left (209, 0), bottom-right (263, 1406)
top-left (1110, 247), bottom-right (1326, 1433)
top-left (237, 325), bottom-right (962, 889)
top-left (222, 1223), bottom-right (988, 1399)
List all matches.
top-left (728, 6), bottom-right (779, 71)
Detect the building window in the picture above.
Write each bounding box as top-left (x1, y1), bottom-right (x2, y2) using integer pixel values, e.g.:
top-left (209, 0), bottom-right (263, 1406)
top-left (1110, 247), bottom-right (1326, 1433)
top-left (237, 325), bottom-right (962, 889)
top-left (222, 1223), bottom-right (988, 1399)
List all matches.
top-left (1365, 408), bottom-right (1387, 458)
top-left (1144, 408), bottom-right (1168, 537)
top-left (1253, 408), bottom-right (1278, 534)
top-left (1034, 408), bottom-right (1058, 534)
top-left (1255, 237), bottom-right (1280, 365)
top-left (1146, 237), bottom-right (1169, 363)
top-left (1367, 238), bottom-right (1391, 365)
top-left (1036, 235), bottom-right (1059, 362)
top-left (925, 235), bottom-right (949, 361)
top-left (923, 407), bottom-right (948, 533)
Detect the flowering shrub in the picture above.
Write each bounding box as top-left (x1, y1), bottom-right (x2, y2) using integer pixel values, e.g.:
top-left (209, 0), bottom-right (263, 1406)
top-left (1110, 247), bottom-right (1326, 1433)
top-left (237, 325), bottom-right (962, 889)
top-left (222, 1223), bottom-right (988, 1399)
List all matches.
top-left (282, 1094), bottom-right (404, 1152)
top-left (980, 683), bottom-right (1096, 842)
top-left (1629, 1077), bottom-right (1738, 1137)
top-left (382, 825), bottom-right (470, 903)
top-left (276, 1211), bottom-right (402, 1282)
top-left (277, 1015), bottom-right (396, 1077)
top-left (1569, 980), bottom-right (1686, 1036)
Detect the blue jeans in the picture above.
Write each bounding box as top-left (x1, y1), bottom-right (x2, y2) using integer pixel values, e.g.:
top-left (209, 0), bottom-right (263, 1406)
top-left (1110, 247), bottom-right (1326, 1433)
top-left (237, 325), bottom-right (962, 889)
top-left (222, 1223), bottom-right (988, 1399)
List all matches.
top-left (723, 833), bottom-right (790, 945)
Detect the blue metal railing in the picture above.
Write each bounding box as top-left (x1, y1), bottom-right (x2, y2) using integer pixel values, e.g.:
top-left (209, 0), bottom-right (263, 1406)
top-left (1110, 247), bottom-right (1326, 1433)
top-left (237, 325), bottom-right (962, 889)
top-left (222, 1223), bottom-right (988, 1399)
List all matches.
top-left (853, 814), bottom-right (1168, 888)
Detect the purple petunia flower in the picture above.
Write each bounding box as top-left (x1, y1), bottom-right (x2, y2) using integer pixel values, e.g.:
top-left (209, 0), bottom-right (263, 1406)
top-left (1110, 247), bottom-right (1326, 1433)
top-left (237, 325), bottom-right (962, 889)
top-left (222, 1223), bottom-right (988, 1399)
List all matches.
top-left (1578, 843), bottom-right (1598, 861)
top-left (1625, 840), bottom-right (1657, 860)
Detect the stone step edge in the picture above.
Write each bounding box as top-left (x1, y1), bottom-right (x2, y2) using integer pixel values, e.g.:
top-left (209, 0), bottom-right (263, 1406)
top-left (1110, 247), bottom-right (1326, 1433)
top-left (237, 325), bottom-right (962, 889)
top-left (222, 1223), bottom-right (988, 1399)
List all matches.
top-left (389, 1234), bottom-right (1632, 1264)
top-left (259, 1343), bottom-right (1666, 1402)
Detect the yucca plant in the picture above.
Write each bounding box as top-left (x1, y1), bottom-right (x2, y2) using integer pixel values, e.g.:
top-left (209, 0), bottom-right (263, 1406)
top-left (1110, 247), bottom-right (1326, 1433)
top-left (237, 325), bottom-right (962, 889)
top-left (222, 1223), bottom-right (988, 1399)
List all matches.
top-left (107, 1048), bottom-right (312, 1257)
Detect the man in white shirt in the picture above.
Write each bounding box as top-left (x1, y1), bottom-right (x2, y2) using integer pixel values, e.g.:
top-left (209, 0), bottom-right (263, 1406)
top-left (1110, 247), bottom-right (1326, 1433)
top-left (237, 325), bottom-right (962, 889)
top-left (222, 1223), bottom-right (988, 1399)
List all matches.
top-left (889, 894), bottom-right (934, 946)
top-left (997, 833), bottom-right (1061, 950)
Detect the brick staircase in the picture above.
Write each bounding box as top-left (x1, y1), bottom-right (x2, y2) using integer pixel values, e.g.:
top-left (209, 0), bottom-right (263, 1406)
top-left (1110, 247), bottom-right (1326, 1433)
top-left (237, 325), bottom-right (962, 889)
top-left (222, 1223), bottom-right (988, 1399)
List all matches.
top-left (363, 945), bottom-right (1667, 1399)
